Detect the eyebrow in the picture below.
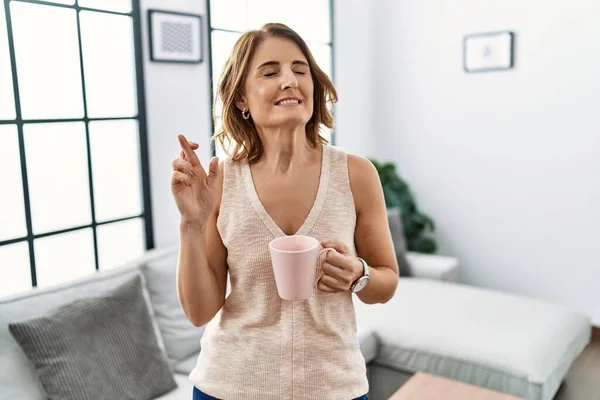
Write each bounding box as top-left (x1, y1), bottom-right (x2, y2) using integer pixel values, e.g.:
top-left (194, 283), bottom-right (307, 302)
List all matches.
top-left (256, 60), bottom-right (310, 69)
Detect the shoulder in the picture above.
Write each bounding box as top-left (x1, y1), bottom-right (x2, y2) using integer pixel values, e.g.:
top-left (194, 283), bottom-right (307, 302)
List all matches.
top-left (214, 158), bottom-right (229, 212)
top-left (346, 153), bottom-right (379, 187)
top-left (325, 145), bottom-right (379, 187)
top-left (215, 156), bottom-right (246, 202)
top-left (327, 145), bottom-right (377, 176)
top-left (341, 152), bottom-right (382, 213)
top-left (217, 156), bottom-right (242, 179)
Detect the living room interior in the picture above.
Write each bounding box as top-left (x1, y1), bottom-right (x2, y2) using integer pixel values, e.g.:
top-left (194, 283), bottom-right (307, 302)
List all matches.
top-left (1, 0), bottom-right (598, 399)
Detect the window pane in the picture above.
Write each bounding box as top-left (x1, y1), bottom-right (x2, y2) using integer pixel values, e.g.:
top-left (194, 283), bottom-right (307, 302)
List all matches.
top-left (0, 125), bottom-right (27, 241)
top-left (89, 120), bottom-right (142, 222)
top-left (211, 30), bottom-right (242, 114)
top-left (96, 218), bottom-right (144, 271)
top-left (247, 0), bottom-right (331, 44)
top-left (210, 0), bottom-right (247, 31)
top-left (10, 2), bottom-right (84, 119)
top-left (80, 11), bottom-right (137, 118)
top-left (308, 43), bottom-right (332, 80)
top-left (34, 228), bottom-right (95, 288)
top-left (78, 0), bottom-right (132, 13)
top-left (24, 122), bottom-right (91, 234)
top-left (0, 4), bottom-right (15, 120)
top-left (0, 241), bottom-right (31, 298)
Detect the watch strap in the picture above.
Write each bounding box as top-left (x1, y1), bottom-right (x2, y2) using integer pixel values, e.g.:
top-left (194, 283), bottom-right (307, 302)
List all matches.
top-left (357, 257), bottom-right (370, 278)
top-left (351, 257), bottom-right (370, 292)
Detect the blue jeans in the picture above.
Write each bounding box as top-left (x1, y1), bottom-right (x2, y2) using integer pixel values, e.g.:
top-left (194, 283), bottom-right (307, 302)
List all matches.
top-left (193, 386), bottom-right (369, 400)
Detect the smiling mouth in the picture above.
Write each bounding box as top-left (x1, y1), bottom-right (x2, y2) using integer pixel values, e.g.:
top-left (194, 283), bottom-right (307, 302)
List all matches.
top-left (275, 99), bottom-right (303, 106)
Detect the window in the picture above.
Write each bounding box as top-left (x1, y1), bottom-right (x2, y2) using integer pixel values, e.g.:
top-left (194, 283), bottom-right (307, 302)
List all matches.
top-left (0, 0), bottom-right (152, 297)
top-left (207, 0), bottom-right (335, 158)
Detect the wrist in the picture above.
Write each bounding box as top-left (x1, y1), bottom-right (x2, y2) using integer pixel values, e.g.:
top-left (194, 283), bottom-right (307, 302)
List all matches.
top-left (179, 219), bottom-right (206, 233)
top-left (353, 258), bottom-right (365, 282)
top-left (350, 257), bottom-right (370, 293)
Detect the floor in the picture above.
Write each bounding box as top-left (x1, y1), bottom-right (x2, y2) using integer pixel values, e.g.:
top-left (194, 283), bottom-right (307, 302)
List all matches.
top-left (553, 335), bottom-right (600, 400)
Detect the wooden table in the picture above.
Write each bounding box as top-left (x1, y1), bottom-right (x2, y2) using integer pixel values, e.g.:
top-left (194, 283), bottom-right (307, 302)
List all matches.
top-left (388, 372), bottom-right (525, 400)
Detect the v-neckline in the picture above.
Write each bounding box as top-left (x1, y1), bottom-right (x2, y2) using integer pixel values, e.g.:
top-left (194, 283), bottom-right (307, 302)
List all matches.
top-left (242, 145), bottom-right (331, 238)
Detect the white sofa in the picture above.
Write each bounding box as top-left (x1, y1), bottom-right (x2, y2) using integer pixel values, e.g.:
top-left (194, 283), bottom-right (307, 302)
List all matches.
top-left (0, 245), bottom-right (591, 400)
top-left (355, 278), bottom-right (591, 400)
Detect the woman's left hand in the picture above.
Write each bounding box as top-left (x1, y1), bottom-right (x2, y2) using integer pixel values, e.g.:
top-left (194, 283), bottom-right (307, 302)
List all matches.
top-left (317, 239), bottom-right (364, 293)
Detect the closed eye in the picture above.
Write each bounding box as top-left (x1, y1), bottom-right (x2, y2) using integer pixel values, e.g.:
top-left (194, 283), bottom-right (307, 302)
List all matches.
top-left (264, 72), bottom-right (277, 77)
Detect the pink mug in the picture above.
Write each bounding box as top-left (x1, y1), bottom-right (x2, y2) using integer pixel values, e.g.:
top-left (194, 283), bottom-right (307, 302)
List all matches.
top-left (268, 235), bottom-right (335, 300)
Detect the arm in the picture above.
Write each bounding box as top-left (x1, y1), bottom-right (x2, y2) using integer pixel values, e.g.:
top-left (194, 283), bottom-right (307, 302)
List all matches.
top-left (172, 135), bottom-right (228, 327)
top-left (349, 155), bottom-right (399, 304)
top-left (177, 168), bottom-right (228, 327)
top-left (317, 155), bottom-right (399, 304)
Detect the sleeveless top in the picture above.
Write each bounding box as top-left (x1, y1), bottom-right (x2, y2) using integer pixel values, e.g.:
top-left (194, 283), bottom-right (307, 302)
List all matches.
top-left (189, 145), bottom-right (369, 400)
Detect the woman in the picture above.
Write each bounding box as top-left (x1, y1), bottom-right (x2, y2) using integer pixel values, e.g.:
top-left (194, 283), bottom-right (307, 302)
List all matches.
top-left (171, 23), bottom-right (398, 400)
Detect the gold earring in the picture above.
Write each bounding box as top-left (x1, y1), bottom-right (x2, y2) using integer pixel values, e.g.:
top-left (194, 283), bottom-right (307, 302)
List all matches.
top-left (242, 107), bottom-right (250, 120)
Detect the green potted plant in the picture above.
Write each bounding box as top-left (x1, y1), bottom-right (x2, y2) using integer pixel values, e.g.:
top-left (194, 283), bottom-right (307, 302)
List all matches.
top-left (370, 159), bottom-right (437, 254)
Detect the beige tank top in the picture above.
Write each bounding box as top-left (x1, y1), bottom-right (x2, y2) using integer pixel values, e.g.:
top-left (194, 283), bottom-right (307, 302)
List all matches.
top-left (189, 145), bottom-right (369, 400)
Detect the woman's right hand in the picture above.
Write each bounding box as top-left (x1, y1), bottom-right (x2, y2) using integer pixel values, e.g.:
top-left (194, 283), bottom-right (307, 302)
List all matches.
top-left (171, 134), bottom-right (219, 227)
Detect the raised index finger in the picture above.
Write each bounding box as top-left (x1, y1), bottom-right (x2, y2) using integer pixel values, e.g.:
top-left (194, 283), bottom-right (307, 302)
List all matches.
top-left (177, 134), bottom-right (201, 167)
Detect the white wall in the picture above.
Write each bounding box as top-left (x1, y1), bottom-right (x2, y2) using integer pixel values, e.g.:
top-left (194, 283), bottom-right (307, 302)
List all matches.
top-left (140, 0), bottom-right (212, 247)
top-left (372, 0), bottom-right (600, 324)
top-left (332, 0), bottom-right (375, 157)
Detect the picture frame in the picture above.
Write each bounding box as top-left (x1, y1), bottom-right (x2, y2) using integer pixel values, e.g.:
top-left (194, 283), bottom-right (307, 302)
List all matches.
top-left (148, 9), bottom-right (203, 64)
top-left (463, 31), bottom-right (514, 73)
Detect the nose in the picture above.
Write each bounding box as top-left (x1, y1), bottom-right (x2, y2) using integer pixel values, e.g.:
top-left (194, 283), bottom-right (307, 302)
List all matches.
top-left (279, 68), bottom-right (298, 91)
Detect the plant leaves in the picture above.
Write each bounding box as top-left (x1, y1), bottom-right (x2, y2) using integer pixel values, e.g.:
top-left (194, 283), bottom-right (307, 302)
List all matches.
top-left (421, 213), bottom-right (436, 231)
top-left (371, 159), bottom-right (438, 253)
top-left (407, 236), bottom-right (437, 254)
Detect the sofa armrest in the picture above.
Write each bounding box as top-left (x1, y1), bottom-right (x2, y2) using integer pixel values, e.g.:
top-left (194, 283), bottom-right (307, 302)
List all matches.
top-left (405, 252), bottom-right (460, 282)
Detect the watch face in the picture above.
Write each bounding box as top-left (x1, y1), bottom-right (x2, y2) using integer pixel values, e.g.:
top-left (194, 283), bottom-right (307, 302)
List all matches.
top-left (353, 277), bottom-right (369, 293)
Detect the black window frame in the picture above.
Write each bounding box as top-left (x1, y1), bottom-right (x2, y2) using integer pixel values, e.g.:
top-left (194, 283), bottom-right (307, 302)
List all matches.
top-left (0, 0), bottom-right (154, 289)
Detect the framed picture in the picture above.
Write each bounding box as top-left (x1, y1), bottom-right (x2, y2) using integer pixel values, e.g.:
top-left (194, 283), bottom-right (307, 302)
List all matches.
top-left (463, 31), bottom-right (514, 73)
top-left (148, 10), bottom-right (203, 63)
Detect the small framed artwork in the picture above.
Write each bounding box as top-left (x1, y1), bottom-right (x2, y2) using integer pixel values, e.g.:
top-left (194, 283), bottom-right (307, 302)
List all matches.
top-left (148, 10), bottom-right (203, 63)
top-left (463, 31), bottom-right (514, 73)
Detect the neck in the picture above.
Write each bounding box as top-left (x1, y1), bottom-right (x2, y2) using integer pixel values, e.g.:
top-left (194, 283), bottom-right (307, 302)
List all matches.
top-left (255, 125), bottom-right (320, 174)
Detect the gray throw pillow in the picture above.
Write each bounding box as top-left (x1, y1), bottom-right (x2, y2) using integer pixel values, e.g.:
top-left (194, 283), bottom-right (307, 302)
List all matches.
top-left (387, 207), bottom-right (412, 277)
top-left (8, 275), bottom-right (177, 400)
top-left (141, 251), bottom-right (204, 363)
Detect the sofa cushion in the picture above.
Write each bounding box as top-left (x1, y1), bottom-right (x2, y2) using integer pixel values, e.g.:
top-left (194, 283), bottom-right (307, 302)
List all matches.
top-left (140, 245), bottom-right (205, 363)
top-left (173, 353), bottom-right (199, 375)
top-left (157, 373), bottom-right (195, 400)
top-left (0, 262), bottom-right (161, 400)
top-left (354, 278), bottom-right (591, 400)
top-left (404, 252), bottom-right (460, 282)
top-left (357, 327), bottom-right (379, 365)
top-left (387, 208), bottom-right (412, 276)
top-left (8, 275), bottom-right (177, 400)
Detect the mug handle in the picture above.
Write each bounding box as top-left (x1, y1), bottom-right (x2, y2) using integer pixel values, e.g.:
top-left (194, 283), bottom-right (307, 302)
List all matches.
top-left (315, 247), bottom-right (336, 287)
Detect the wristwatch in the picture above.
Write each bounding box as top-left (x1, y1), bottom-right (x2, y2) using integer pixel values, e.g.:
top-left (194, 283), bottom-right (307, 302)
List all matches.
top-left (350, 257), bottom-right (370, 293)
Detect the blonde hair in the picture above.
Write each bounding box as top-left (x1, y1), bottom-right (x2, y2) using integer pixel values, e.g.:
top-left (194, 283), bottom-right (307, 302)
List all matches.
top-left (212, 23), bottom-right (337, 163)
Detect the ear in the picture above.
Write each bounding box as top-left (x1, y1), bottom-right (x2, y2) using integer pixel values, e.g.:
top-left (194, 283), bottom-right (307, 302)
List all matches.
top-left (234, 92), bottom-right (247, 111)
